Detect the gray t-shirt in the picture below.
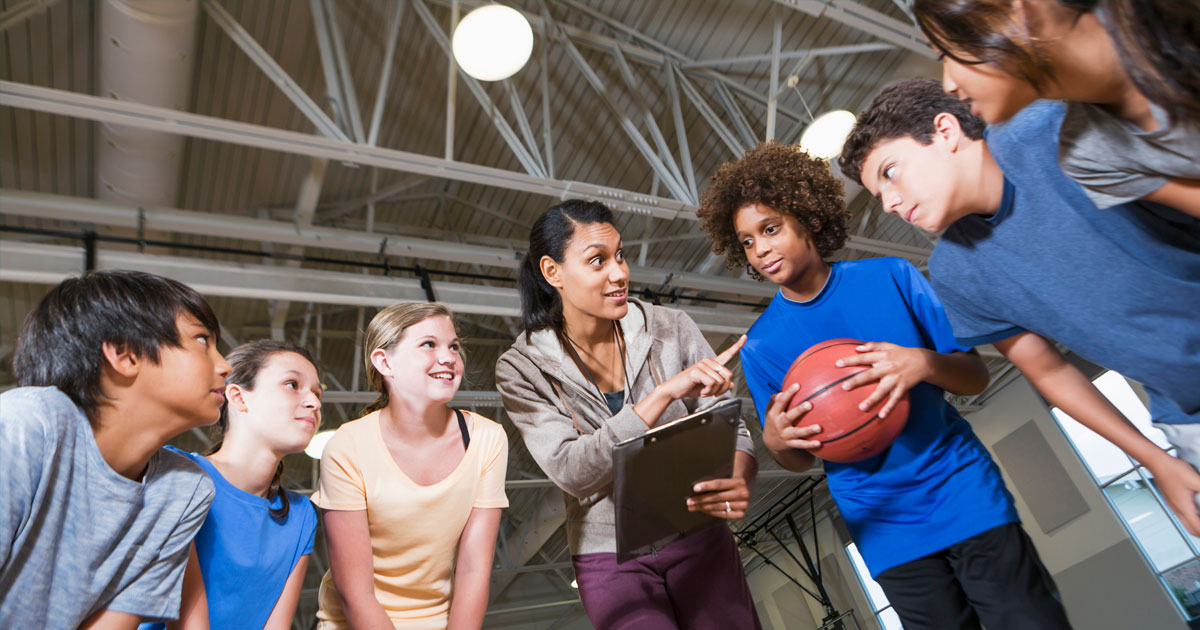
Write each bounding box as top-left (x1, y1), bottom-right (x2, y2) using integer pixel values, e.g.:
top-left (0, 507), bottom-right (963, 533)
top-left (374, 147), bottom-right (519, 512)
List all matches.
top-left (0, 387), bottom-right (215, 627)
top-left (1059, 99), bottom-right (1200, 208)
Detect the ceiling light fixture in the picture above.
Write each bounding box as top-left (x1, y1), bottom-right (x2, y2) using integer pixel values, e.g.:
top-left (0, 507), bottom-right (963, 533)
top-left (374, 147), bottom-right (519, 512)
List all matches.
top-left (799, 110), bottom-right (857, 160)
top-left (452, 5), bottom-right (534, 82)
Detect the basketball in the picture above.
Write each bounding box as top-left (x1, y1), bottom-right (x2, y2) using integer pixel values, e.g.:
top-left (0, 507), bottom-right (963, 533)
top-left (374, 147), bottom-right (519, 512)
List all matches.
top-left (781, 338), bottom-right (910, 463)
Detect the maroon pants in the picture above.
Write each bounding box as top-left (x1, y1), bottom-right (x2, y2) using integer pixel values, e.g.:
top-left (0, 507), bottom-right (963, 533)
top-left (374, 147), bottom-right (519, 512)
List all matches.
top-left (572, 523), bottom-right (762, 630)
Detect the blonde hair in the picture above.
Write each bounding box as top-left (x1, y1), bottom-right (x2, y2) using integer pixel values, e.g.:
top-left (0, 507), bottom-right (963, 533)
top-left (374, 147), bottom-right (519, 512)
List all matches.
top-left (362, 302), bottom-right (460, 415)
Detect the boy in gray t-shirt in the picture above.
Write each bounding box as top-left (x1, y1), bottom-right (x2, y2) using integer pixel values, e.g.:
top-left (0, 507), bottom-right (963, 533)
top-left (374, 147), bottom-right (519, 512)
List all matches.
top-left (0, 271), bottom-right (231, 628)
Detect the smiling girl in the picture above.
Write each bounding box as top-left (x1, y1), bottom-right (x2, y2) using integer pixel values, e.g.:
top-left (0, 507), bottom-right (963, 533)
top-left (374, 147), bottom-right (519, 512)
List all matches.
top-left (314, 303), bottom-right (508, 630)
top-left (143, 340), bottom-right (322, 630)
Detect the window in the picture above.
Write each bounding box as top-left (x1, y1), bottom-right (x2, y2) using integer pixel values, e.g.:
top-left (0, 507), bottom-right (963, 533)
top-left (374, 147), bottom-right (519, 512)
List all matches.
top-left (846, 542), bottom-right (903, 630)
top-left (1050, 371), bottom-right (1200, 619)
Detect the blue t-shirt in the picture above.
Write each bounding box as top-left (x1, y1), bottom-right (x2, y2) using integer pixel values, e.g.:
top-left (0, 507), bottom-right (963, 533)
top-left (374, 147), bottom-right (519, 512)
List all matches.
top-left (140, 448), bottom-right (317, 630)
top-left (740, 258), bottom-right (1018, 577)
top-left (930, 101), bottom-right (1200, 425)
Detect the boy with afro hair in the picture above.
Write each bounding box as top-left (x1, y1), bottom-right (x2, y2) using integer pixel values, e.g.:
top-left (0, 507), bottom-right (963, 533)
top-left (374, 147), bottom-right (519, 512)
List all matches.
top-left (698, 142), bottom-right (1070, 630)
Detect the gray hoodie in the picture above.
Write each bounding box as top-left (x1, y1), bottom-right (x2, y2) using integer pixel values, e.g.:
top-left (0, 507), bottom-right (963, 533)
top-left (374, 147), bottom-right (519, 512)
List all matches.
top-left (495, 298), bottom-right (755, 555)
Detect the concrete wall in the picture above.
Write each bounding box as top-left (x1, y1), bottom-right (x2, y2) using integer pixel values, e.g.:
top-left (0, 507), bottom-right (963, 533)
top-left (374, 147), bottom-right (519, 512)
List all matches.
top-left (968, 377), bottom-right (1187, 630)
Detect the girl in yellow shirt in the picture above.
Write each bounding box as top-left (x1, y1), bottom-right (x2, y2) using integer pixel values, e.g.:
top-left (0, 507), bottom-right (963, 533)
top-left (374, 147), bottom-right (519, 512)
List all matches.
top-left (314, 303), bottom-right (509, 630)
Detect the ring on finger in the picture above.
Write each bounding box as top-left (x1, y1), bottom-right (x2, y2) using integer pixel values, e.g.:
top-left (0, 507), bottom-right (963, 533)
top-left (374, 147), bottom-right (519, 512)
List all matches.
top-left (725, 501), bottom-right (731, 513)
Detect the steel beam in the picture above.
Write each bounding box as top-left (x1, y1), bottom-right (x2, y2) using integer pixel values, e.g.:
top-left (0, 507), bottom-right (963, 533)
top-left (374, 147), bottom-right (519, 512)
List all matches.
top-left (845, 234), bottom-right (930, 260)
top-left (490, 489), bottom-right (568, 604)
top-left (366, 0), bottom-right (405, 147)
top-left (1, 83), bottom-right (930, 261)
top-left (548, 15), bottom-right (692, 204)
top-left (0, 81), bottom-right (692, 220)
top-left (608, 44), bottom-right (692, 204)
top-left (766, 12), bottom-right (782, 142)
top-left (443, 0), bottom-right (457, 160)
top-left (714, 82), bottom-right (758, 150)
top-left (0, 240), bottom-right (764, 334)
top-left (3, 191), bottom-right (926, 285)
top-left (538, 27), bottom-right (556, 178)
top-left (271, 158), bottom-right (328, 340)
top-left (663, 62), bottom-right (697, 201)
top-left (492, 561), bottom-right (574, 576)
top-left (503, 80), bottom-right (547, 176)
top-left (0, 0), bottom-right (60, 32)
top-left (412, 0), bottom-right (546, 178)
top-left (684, 42), bottom-right (895, 69)
top-left (484, 599), bottom-right (581, 617)
top-left (552, 0), bottom-right (809, 125)
top-left (674, 68), bottom-right (745, 157)
top-left (773, 0), bottom-right (935, 59)
top-left (201, 0), bottom-right (348, 142)
top-left (318, 175), bottom-right (428, 219)
top-left (320, 0), bottom-right (366, 142)
top-left (322, 389), bottom-right (502, 406)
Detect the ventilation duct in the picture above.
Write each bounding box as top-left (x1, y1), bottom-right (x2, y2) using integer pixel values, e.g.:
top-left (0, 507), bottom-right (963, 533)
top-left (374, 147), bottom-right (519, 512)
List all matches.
top-left (96, 0), bottom-right (199, 206)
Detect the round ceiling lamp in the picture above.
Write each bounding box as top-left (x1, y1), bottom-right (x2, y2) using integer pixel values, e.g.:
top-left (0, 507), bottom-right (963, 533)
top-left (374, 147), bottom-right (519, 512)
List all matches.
top-left (452, 5), bottom-right (534, 82)
top-left (798, 110), bottom-right (857, 160)
top-left (305, 430), bottom-right (337, 460)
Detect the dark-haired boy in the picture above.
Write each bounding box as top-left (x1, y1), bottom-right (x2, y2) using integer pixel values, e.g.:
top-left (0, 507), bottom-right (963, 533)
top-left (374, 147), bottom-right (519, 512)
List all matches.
top-left (698, 143), bottom-right (1070, 630)
top-left (0, 271), bottom-right (229, 629)
top-left (839, 78), bottom-right (1200, 537)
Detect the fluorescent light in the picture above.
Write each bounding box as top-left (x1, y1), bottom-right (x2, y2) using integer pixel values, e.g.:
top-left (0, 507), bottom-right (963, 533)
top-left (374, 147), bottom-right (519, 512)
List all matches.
top-left (799, 110), bottom-right (857, 160)
top-left (452, 5), bottom-right (534, 82)
top-left (305, 430), bottom-right (337, 460)
top-left (570, 579), bottom-right (578, 589)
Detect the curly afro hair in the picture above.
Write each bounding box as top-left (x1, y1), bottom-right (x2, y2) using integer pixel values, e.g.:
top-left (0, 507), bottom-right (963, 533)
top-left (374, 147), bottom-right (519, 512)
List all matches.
top-left (698, 141), bottom-right (849, 280)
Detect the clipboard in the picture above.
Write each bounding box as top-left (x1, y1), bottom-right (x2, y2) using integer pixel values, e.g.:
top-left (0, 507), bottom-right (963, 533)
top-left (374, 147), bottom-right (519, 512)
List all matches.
top-left (612, 398), bottom-right (741, 557)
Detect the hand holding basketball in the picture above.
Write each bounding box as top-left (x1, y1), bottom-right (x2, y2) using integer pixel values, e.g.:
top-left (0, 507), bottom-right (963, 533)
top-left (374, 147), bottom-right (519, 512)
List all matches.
top-left (763, 383), bottom-right (821, 453)
top-left (836, 341), bottom-right (933, 419)
top-left (658, 335), bottom-right (746, 400)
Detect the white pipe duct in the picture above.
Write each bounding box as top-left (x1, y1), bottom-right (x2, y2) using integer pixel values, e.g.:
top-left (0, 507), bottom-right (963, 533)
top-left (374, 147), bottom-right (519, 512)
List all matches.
top-left (96, 0), bottom-right (199, 206)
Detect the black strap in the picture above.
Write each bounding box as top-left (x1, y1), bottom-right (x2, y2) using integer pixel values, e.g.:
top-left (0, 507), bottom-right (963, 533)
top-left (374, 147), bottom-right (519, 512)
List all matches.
top-left (561, 321), bottom-right (632, 411)
top-left (454, 408), bottom-right (470, 450)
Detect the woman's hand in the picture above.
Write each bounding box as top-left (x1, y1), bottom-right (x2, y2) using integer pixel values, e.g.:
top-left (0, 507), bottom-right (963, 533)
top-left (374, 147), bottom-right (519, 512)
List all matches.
top-left (657, 335), bottom-right (746, 401)
top-left (688, 476), bottom-right (751, 520)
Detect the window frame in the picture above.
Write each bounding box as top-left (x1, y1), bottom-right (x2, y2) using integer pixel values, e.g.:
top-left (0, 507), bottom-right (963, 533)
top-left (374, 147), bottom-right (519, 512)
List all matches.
top-left (1048, 371), bottom-right (1200, 621)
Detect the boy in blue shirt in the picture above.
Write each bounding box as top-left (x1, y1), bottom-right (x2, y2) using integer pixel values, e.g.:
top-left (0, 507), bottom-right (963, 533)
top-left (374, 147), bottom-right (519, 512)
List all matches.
top-left (838, 79), bottom-right (1200, 538)
top-left (0, 270), bottom-right (230, 629)
top-left (698, 143), bottom-right (1070, 630)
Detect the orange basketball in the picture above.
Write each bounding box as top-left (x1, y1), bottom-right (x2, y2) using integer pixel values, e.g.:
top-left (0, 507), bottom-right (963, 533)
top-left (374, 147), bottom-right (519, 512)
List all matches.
top-left (781, 338), bottom-right (910, 463)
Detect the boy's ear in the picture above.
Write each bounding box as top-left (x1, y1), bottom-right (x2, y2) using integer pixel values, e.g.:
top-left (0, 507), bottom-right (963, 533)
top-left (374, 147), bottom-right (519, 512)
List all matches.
top-left (100, 341), bottom-right (140, 380)
top-left (932, 112), bottom-right (965, 152)
top-left (540, 255), bottom-right (563, 290)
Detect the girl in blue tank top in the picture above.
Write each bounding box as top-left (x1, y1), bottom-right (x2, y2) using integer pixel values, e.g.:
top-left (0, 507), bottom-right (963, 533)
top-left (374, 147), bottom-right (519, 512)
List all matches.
top-left (141, 340), bottom-right (321, 630)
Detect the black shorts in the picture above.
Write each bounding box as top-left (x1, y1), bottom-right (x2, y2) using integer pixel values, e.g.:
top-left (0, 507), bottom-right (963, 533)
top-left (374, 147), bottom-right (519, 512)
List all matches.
top-left (874, 522), bottom-right (1072, 630)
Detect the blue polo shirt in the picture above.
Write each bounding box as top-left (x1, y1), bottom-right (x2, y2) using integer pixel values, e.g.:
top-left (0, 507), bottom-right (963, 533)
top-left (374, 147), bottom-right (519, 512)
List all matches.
top-left (930, 101), bottom-right (1200, 425)
top-left (740, 257), bottom-right (1018, 576)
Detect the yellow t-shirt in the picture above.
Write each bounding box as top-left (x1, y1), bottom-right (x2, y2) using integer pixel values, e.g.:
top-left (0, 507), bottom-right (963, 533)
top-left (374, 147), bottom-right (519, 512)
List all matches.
top-left (312, 410), bottom-right (509, 630)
